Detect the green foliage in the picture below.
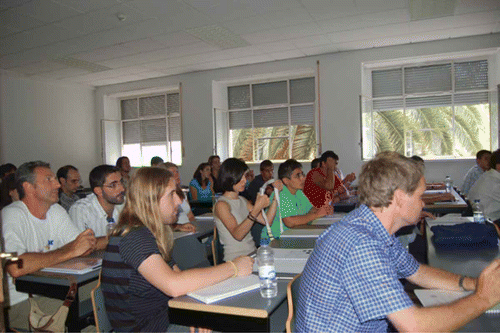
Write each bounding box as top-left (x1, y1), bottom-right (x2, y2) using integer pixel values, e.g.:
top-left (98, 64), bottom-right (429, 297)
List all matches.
top-left (370, 104), bottom-right (490, 159)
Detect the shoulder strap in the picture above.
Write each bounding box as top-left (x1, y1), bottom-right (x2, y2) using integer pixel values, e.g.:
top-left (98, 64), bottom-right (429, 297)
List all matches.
top-left (29, 271), bottom-right (78, 307)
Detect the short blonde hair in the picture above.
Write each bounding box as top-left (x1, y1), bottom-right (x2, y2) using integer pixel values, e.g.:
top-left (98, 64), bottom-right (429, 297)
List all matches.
top-left (113, 167), bottom-right (175, 260)
top-left (359, 151), bottom-right (423, 208)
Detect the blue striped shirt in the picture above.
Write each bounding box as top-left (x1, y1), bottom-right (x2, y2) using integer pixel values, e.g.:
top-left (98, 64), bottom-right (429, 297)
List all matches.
top-left (296, 204), bottom-right (419, 332)
top-left (101, 226), bottom-right (172, 332)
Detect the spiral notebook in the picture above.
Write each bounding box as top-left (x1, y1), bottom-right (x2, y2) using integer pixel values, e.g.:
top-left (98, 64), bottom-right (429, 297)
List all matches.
top-left (187, 274), bottom-right (260, 304)
top-left (415, 289), bottom-right (500, 314)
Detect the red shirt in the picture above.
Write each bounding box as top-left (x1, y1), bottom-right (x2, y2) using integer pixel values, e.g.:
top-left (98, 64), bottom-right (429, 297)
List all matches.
top-left (304, 168), bottom-right (343, 208)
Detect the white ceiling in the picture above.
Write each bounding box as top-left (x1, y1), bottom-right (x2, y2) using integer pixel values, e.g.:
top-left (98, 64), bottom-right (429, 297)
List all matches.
top-left (1, 0), bottom-right (499, 87)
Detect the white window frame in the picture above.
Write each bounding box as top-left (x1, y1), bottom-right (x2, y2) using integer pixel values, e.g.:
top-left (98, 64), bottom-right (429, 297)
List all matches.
top-left (214, 72), bottom-right (319, 163)
top-left (361, 50), bottom-right (499, 161)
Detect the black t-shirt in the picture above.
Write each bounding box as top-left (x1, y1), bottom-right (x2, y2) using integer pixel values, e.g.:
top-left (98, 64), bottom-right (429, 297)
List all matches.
top-left (101, 226), bottom-right (172, 332)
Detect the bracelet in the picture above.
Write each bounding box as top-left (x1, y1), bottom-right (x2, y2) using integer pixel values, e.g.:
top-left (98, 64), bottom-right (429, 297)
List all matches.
top-left (247, 212), bottom-right (258, 223)
top-left (228, 260), bottom-right (238, 277)
top-left (459, 275), bottom-right (470, 291)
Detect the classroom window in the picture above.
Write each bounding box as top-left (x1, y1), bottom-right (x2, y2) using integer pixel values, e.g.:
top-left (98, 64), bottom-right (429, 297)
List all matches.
top-left (362, 58), bottom-right (497, 160)
top-left (220, 77), bottom-right (317, 163)
top-left (120, 92), bottom-right (182, 166)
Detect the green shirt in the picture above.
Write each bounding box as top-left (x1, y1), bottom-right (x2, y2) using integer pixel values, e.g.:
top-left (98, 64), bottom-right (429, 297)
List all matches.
top-left (261, 185), bottom-right (313, 240)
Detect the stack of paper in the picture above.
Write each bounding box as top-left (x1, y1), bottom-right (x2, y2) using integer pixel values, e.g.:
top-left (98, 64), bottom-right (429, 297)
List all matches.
top-left (187, 274), bottom-right (260, 304)
top-left (41, 257), bottom-right (102, 275)
top-left (252, 248), bottom-right (313, 274)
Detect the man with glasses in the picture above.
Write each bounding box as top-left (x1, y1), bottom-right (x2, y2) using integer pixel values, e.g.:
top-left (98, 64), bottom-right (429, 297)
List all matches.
top-left (57, 165), bottom-right (81, 211)
top-left (260, 159), bottom-right (332, 241)
top-left (2, 161), bottom-right (97, 330)
top-left (70, 165), bottom-right (125, 238)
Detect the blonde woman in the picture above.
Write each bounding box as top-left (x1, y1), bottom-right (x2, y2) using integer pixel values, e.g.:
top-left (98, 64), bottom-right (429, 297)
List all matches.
top-left (101, 167), bottom-right (253, 332)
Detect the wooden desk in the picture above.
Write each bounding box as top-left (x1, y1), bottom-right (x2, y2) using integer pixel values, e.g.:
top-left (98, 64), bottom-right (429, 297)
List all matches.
top-left (333, 195), bottom-right (358, 213)
top-left (169, 234), bottom-right (313, 332)
top-left (168, 280), bottom-right (289, 332)
top-left (424, 189), bottom-right (468, 215)
top-left (173, 217), bottom-right (214, 240)
top-left (426, 221), bottom-right (500, 332)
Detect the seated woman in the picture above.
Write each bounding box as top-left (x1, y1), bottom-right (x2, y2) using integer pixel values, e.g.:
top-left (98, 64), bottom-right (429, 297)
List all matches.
top-left (214, 158), bottom-right (281, 262)
top-left (189, 162), bottom-right (214, 203)
top-left (101, 167), bottom-right (253, 332)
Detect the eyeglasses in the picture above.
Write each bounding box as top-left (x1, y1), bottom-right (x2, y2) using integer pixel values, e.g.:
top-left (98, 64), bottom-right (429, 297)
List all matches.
top-left (102, 179), bottom-right (125, 190)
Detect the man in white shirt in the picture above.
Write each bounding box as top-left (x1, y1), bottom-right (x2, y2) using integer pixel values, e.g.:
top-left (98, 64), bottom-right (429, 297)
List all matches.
top-left (2, 161), bottom-right (97, 330)
top-left (468, 149), bottom-right (500, 222)
top-left (163, 162), bottom-right (196, 232)
top-left (461, 150), bottom-right (491, 197)
top-left (70, 165), bottom-right (125, 237)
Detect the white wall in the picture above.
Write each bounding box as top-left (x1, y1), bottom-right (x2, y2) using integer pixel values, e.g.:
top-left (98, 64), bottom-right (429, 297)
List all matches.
top-left (0, 71), bottom-right (98, 186)
top-left (96, 33), bottom-right (500, 186)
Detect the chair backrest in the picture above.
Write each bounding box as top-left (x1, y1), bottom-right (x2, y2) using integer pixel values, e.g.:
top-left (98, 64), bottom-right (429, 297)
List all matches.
top-left (286, 273), bottom-right (301, 333)
top-left (172, 235), bottom-right (211, 270)
top-left (91, 277), bottom-right (113, 333)
top-left (211, 225), bottom-right (224, 266)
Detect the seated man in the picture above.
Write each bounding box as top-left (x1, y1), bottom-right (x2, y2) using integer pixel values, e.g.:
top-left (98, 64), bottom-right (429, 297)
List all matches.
top-left (260, 159), bottom-right (332, 241)
top-left (304, 150), bottom-right (348, 208)
top-left (332, 153), bottom-right (356, 189)
top-left (241, 160), bottom-right (274, 205)
top-left (297, 152), bottom-right (500, 332)
top-left (150, 156), bottom-right (164, 167)
top-left (57, 165), bottom-right (81, 211)
top-left (70, 165), bottom-right (125, 237)
top-left (163, 162), bottom-right (196, 233)
top-left (2, 161), bottom-right (97, 330)
top-left (461, 149), bottom-right (491, 197)
top-left (468, 149), bottom-right (500, 222)
top-left (241, 160), bottom-right (274, 246)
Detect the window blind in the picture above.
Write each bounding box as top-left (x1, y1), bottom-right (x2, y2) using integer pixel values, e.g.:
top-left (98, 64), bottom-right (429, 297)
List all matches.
top-left (371, 60), bottom-right (489, 110)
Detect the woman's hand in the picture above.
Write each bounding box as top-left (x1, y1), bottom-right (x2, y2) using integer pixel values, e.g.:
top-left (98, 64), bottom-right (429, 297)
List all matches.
top-left (272, 179), bottom-right (283, 192)
top-left (254, 193), bottom-right (270, 211)
top-left (232, 255), bottom-right (254, 276)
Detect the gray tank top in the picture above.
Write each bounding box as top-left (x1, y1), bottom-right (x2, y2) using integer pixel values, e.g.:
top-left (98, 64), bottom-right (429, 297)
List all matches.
top-left (215, 195), bottom-right (256, 261)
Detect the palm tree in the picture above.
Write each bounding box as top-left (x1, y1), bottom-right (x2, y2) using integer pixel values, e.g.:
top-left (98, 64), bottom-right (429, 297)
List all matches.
top-left (368, 103), bottom-right (490, 159)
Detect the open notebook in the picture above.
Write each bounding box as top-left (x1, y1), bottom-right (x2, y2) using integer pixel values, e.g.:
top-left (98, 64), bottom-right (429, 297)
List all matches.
top-left (187, 274), bottom-right (260, 304)
top-left (415, 289), bottom-right (500, 314)
top-left (41, 257), bottom-right (102, 275)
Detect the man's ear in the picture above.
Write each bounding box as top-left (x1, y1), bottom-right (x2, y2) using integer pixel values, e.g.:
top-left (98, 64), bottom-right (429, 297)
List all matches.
top-left (22, 181), bottom-right (34, 196)
top-left (282, 177), bottom-right (291, 187)
top-left (59, 178), bottom-right (66, 187)
top-left (392, 188), bottom-right (406, 209)
top-left (93, 186), bottom-right (102, 198)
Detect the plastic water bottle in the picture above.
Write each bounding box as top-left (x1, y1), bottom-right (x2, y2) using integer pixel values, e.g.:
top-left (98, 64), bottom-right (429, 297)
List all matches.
top-left (257, 245), bottom-right (277, 298)
top-left (472, 199), bottom-right (485, 223)
top-left (444, 176), bottom-right (453, 193)
top-left (106, 218), bottom-right (116, 236)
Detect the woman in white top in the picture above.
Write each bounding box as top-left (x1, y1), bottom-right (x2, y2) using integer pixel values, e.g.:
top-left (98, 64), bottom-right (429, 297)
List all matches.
top-left (214, 158), bottom-right (281, 261)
